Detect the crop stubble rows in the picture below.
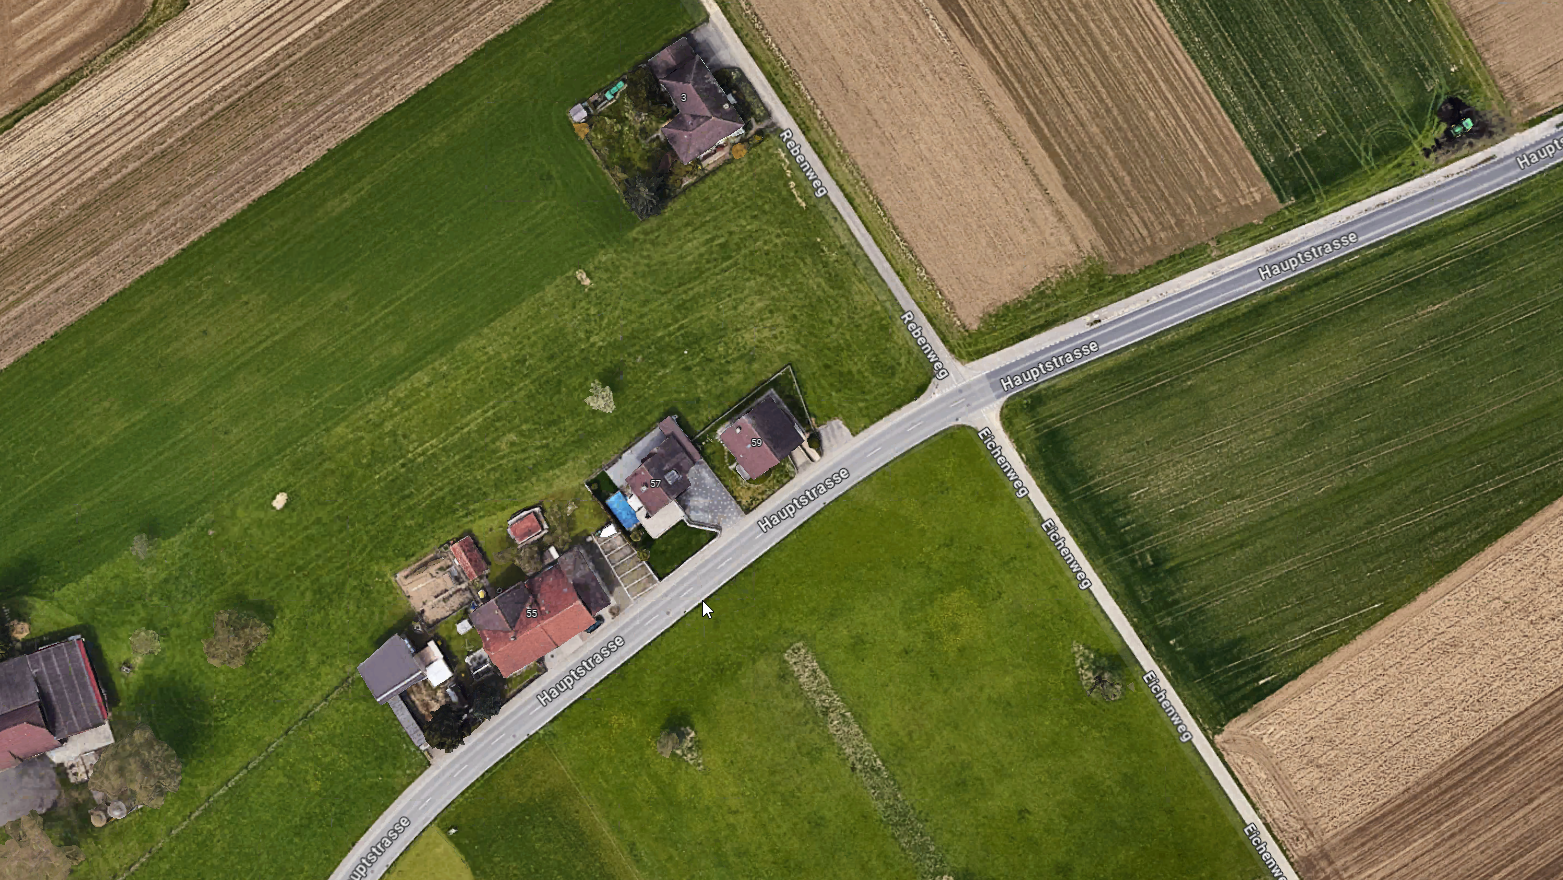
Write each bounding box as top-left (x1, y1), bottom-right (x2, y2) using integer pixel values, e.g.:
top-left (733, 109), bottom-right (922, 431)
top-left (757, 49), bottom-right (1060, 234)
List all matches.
top-left (740, 0), bottom-right (1274, 326)
top-left (1219, 495), bottom-right (1563, 880)
top-left (0, 0), bottom-right (552, 369)
top-left (0, 0), bottom-right (147, 114)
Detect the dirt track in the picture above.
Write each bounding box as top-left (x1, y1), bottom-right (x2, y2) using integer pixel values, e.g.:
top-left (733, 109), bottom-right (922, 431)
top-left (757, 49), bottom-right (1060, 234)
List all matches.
top-left (0, 0), bottom-right (147, 115)
top-left (1219, 494), bottom-right (1563, 880)
top-left (1448, 0), bottom-right (1563, 120)
top-left (0, 0), bottom-right (550, 369)
top-left (736, 0), bottom-right (1276, 326)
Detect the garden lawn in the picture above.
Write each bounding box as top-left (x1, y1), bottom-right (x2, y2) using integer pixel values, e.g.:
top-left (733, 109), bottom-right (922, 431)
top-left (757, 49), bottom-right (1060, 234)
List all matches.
top-left (1, 0), bottom-right (926, 873)
top-left (435, 431), bottom-right (1265, 880)
top-left (1004, 164), bottom-right (1563, 729)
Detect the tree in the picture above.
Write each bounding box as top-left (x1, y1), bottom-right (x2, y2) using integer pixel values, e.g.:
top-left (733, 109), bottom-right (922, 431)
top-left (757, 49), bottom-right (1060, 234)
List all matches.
top-left (203, 609), bottom-right (270, 668)
top-left (622, 174), bottom-right (668, 220)
top-left (0, 815), bottom-right (82, 880)
top-left (93, 722), bottom-right (182, 809)
top-left (424, 705), bottom-right (468, 751)
top-left (469, 674), bottom-right (507, 722)
top-left (585, 379), bottom-right (616, 414)
top-left (130, 533), bottom-right (153, 560)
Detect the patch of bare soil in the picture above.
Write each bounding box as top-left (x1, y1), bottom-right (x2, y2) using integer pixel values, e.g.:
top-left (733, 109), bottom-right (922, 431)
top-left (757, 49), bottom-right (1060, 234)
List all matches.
top-left (0, 0), bottom-right (148, 116)
top-left (736, 0), bottom-right (1276, 326)
top-left (1218, 494), bottom-right (1563, 879)
top-left (1447, 0), bottom-right (1563, 120)
top-left (0, 0), bottom-right (551, 370)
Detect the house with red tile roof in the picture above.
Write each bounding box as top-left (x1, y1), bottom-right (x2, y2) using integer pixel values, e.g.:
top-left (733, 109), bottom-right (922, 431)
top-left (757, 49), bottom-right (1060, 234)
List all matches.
top-left (507, 508), bottom-right (547, 546)
top-left (469, 547), bottom-right (614, 678)
top-left (449, 535), bottom-right (489, 583)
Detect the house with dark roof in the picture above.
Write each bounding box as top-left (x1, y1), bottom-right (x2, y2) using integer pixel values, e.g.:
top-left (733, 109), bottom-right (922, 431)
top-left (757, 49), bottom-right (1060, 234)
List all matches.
top-left (603, 415), bottom-right (744, 537)
top-left (719, 390), bottom-right (808, 480)
top-left (0, 636), bottom-right (111, 772)
top-left (648, 37), bottom-right (745, 164)
top-left (470, 546), bottom-right (614, 678)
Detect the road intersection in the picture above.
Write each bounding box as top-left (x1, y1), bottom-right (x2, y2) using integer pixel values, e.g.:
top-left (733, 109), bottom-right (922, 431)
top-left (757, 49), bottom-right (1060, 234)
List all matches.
top-left (331, 14), bottom-right (1563, 878)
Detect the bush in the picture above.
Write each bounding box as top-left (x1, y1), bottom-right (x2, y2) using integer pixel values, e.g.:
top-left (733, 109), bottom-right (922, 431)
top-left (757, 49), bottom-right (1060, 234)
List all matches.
top-left (203, 610), bottom-right (270, 668)
top-left (1073, 643), bottom-right (1125, 702)
top-left (424, 705), bottom-right (468, 751)
top-left (129, 628), bottom-right (162, 658)
top-left (622, 173), bottom-right (670, 219)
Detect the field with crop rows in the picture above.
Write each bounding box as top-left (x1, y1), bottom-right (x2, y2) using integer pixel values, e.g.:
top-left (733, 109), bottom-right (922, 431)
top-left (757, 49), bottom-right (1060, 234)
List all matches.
top-left (1447, 0), bottom-right (1563, 120)
top-left (1005, 165), bottom-right (1563, 728)
top-left (1154, 0), bottom-right (1493, 203)
top-left (0, 0), bottom-right (146, 116)
top-left (1221, 496), bottom-right (1563, 880)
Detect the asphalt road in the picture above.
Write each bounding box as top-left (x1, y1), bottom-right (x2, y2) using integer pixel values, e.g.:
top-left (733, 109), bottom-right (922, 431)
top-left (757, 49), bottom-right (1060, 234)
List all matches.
top-left (330, 73), bottom-right (1563, 880)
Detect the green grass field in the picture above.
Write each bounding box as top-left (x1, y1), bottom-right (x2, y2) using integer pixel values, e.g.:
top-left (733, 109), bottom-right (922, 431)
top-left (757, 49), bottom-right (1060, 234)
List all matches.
top-left (0, 0), bottom-right (928, 874)
top-left (386, 830), bottom-right (474, 880)
top-left (1004, 165), bottom-right (1563, 729)
top-left (1154, 0), bottom-right (1494, 204)
top-left (432, 431), bottom-right (1266, 880)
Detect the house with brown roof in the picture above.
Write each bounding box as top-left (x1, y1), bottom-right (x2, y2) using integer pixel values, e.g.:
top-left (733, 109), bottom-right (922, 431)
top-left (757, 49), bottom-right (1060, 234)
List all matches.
top-left (0, 636), bottom-right (112, 772)
top-left (648, 37), bottom-right (745, 164)
top-left (719, 389), bottom-right (808, 480)
top-left (603, 415), bottom-right (745, 538)
top-left (470, 546), bottom-right (614, 678)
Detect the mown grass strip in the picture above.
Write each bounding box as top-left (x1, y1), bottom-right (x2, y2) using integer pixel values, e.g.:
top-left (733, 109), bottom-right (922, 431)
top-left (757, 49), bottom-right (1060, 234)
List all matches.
top-left (785, 642), bottom-right (951, 880)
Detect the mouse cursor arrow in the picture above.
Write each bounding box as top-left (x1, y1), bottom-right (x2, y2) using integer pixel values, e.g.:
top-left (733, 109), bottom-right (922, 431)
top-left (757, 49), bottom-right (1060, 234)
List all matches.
top-left (700, 602), bottom-right (713, 618)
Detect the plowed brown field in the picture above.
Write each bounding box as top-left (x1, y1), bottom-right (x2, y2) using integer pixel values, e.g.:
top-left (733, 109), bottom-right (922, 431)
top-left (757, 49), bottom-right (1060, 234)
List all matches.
top-left (736, 0), bottom-right (1276, 326)
top-left (1447, 0), bottom-right (1563, 120)
top-left (0, 0), bottom-right (147, 115)
top-left (1219, 495), bottom-right (1563, 880)
top-left (0, 0), bottom-right (550, 369)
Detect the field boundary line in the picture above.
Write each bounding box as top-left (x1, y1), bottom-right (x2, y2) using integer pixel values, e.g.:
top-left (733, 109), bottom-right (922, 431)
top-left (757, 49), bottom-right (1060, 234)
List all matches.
top-left (114, 676), bottom-right (356, 880)
top-left (541, 739), bottom-right (646, 880)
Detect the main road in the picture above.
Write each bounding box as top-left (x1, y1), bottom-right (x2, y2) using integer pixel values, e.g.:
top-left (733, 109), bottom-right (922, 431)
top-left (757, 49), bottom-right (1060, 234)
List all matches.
top-left (332, 20), bottom-right (1563, 880)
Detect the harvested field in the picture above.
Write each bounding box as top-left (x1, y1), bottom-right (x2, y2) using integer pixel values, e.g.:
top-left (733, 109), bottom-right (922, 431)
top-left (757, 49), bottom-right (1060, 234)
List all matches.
top-left (1218, 495), bottom-right (1563, 880)
top-left (0, 0), bottom-right (551, 369)
top-left (736, 0), bottom-right (1276, 326)
top-left (1447, 0), bottom-right (1563, 120)
top-left (0, 0), bottom-right (148, 116)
